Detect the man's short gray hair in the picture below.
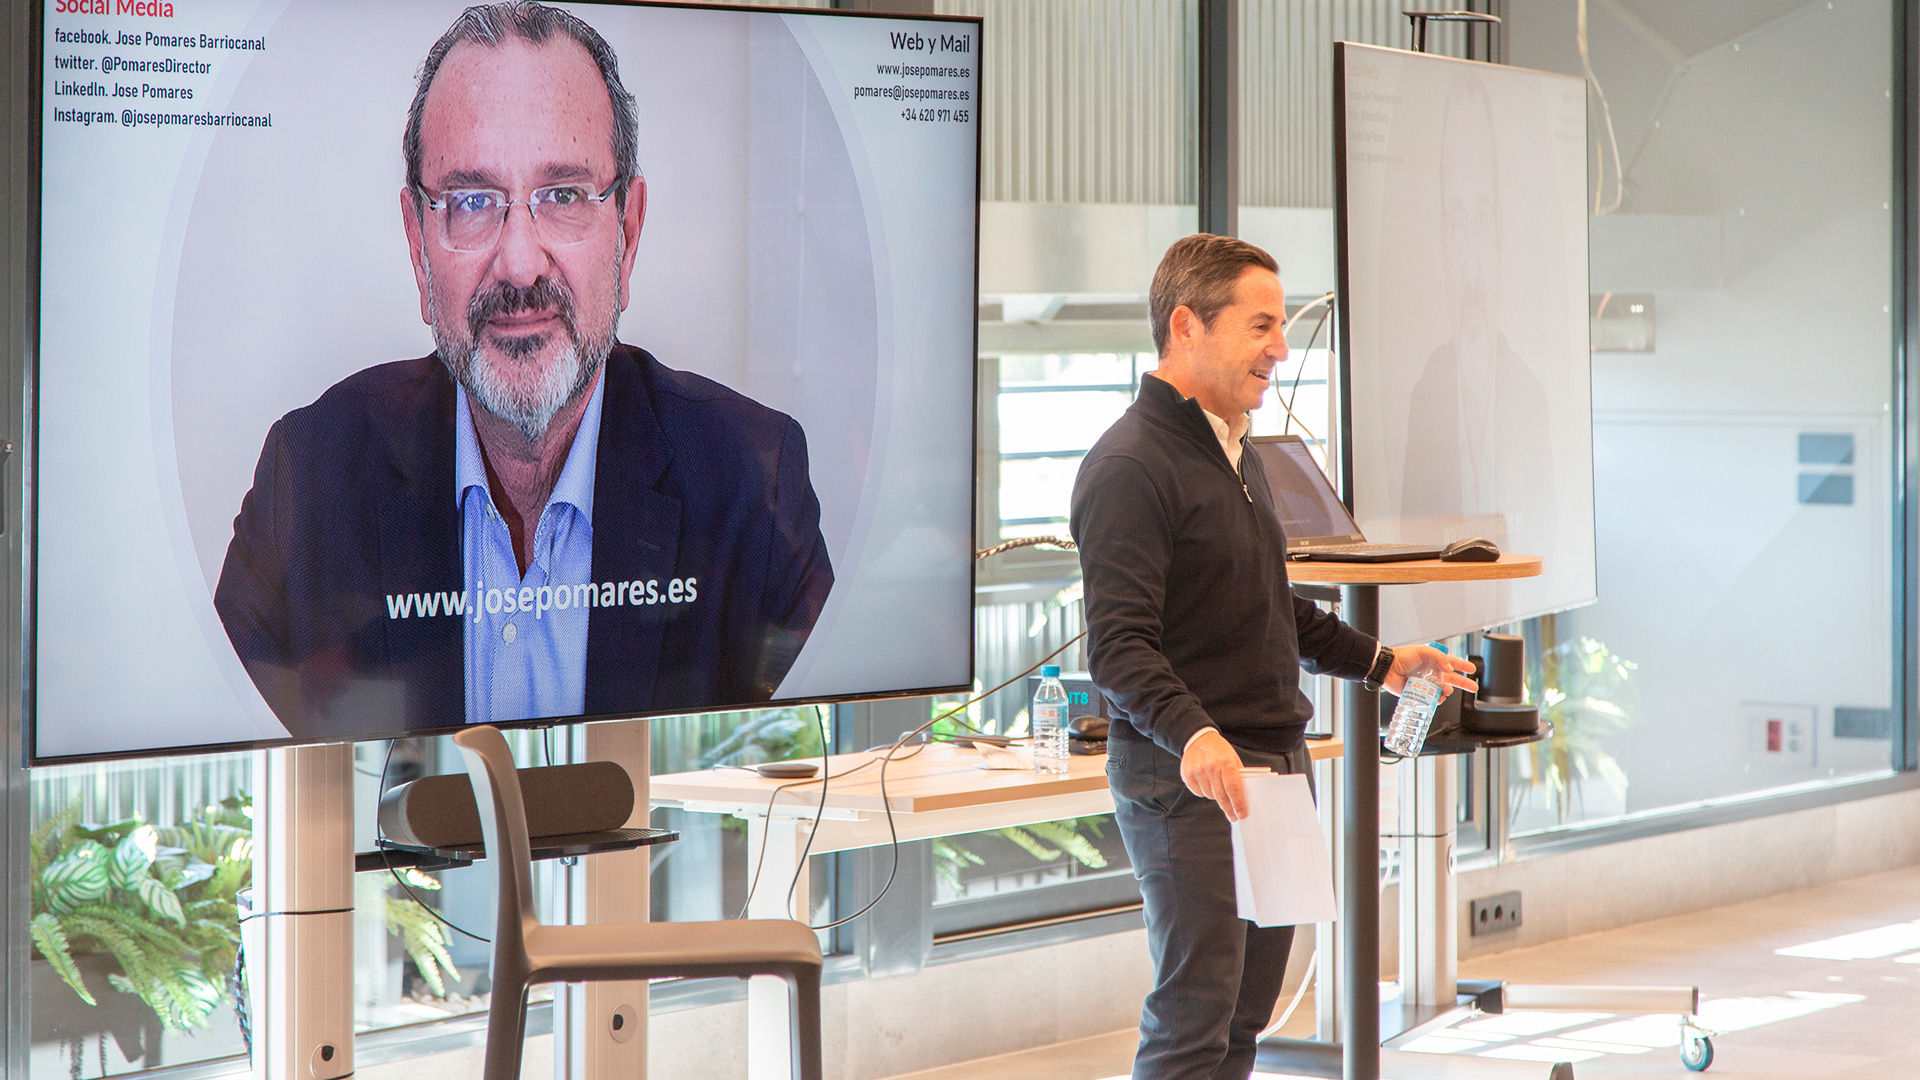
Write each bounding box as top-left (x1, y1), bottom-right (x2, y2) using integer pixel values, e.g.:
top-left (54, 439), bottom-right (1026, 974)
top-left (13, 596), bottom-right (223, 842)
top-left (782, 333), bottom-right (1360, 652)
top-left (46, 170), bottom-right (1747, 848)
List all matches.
top-left (1148, 234), bottom-right (1280, 356)
top-left (403, 1), bottom-right (638, 211)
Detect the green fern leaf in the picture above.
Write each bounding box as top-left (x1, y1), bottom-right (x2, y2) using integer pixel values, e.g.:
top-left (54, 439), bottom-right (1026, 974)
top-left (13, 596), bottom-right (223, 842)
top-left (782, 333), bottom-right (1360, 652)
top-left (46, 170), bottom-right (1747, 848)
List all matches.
top-left (63, 913), bottom-right (170, 1022)
top-left (30, 912), bottom-right (95, 1007)
top-left (1018, 821), bottom-right (1108, 870)
top-left (30, 802), bottom-right (83, 881)
top-left (993, 826), bottom-right (1062, 862)
top-left (69, 904), bottom-right (194, 954)
top-left (385, 898), bottom-right (460, 999)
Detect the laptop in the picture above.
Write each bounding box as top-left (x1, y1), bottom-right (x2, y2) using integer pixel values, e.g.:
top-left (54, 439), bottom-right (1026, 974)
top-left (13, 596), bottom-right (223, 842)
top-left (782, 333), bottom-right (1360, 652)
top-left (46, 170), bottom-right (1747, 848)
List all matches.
top-left (1246, 435), bottom-right (1446, 563)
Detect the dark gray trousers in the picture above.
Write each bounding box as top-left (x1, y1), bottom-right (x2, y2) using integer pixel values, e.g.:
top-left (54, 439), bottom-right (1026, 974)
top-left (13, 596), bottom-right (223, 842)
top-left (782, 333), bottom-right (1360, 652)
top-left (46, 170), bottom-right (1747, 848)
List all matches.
top-left (1108, 736), bottom-right (1313, 1080)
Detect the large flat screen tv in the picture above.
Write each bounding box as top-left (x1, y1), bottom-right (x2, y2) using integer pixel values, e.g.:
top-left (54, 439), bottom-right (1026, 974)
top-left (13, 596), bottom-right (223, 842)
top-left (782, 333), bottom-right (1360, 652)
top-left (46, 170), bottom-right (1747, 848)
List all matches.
top-left (33, 0), bottom-right (981, 763)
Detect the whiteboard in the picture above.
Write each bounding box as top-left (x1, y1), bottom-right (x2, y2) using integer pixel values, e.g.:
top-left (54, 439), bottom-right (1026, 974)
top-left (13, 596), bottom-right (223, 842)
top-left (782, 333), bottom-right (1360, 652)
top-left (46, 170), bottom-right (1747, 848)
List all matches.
top-left (1335, 42), bottom-right (1597, 645)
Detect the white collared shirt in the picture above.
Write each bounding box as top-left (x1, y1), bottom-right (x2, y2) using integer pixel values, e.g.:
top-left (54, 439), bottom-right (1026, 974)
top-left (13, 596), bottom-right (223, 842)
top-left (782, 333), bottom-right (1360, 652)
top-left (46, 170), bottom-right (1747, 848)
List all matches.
top-left (1200, 406), bottom-right (1250, 472)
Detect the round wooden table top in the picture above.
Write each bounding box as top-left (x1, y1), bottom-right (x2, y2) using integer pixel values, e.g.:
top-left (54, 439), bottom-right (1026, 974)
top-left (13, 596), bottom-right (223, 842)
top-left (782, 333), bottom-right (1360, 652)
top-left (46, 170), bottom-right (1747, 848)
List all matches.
top-left (1284, 552), bottom-right (1543, 585)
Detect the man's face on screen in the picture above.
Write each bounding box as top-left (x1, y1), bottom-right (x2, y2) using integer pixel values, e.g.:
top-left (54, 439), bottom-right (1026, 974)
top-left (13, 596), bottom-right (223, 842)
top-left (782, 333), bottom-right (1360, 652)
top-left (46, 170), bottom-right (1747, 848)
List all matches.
top-left (404, 36), bottom-right (643, 440)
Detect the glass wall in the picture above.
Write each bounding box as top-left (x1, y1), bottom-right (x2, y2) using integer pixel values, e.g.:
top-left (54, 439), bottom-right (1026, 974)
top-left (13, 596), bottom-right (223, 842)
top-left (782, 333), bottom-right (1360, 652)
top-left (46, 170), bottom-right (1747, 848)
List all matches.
top-left (928, 0), bottom-right (1199, 935)
top-left (1504, 0), bottom-right (1900, 833)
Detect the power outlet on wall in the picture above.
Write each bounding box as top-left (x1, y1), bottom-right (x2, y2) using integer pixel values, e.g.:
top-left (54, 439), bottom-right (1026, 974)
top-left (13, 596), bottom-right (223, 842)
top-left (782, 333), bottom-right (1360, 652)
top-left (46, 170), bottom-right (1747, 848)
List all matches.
top-left (1470, 891), bottom-right (1522, 936)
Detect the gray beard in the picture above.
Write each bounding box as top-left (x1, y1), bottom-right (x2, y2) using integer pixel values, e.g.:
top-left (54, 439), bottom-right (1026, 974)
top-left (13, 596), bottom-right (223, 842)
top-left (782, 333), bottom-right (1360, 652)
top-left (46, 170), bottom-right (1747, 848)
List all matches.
top-left (427, 263), bottom-right (620, 442)
top-left (448, 331), bottom-right (606, 442)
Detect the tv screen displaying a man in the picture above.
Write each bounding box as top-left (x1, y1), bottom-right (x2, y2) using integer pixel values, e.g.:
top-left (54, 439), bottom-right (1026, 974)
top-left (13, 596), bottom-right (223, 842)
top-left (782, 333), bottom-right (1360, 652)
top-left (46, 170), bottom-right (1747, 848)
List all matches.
top-left (32, 0), bottom-right (979, 761)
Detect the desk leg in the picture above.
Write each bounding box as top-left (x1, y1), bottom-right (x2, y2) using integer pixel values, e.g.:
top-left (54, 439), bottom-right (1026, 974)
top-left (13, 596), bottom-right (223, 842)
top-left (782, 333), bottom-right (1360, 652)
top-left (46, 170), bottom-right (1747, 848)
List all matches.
top-left (554, 721), bottom-right (651, 1080)
top-left (1341, 584), bottom-right (1381, 1080)
top-left (1399, 754), bottom-right (1456, 1008)
top-left (1315, 744), bottom-right (1344, 1043)
top-left (250, 745), bottom-right (354, 1080)
top-left (744, 814), bottom-right (811, 1080)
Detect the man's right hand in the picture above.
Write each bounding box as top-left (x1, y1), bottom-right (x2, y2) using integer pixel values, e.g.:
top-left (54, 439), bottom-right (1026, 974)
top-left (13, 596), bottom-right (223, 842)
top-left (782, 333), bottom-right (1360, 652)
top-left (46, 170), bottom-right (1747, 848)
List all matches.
top-left (1180, 728), bottom-right (1249, 821)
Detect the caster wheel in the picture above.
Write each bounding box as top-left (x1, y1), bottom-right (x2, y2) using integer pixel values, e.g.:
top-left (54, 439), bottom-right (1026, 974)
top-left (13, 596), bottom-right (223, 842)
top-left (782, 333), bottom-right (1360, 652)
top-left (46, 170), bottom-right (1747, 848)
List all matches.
top-left (1681, 1034), bottom-right (1713, 1071)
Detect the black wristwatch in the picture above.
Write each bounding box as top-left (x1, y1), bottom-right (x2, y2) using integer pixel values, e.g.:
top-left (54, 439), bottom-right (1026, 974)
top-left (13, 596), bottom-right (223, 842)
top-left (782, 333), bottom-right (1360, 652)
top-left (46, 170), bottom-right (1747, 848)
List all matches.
top-left (1362, 645), bottom-right (1395, 693)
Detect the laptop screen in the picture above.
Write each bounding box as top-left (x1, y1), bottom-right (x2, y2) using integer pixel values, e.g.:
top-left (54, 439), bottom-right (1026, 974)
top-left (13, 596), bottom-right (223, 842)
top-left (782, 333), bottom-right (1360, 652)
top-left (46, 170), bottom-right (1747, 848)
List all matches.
top-left (1248, 437), bottom-right (1364, 544)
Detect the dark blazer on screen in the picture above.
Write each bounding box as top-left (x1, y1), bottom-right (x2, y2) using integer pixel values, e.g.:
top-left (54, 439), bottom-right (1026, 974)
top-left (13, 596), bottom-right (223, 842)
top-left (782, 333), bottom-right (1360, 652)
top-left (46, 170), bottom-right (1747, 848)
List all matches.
top-left (213, 344), bottom-right (834, 738)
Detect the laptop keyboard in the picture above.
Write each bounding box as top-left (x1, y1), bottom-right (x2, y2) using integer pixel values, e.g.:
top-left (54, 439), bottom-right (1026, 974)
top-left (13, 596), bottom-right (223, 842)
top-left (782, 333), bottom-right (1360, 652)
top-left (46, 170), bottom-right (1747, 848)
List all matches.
top-left (1297, 542), bottom-right (1426, 554)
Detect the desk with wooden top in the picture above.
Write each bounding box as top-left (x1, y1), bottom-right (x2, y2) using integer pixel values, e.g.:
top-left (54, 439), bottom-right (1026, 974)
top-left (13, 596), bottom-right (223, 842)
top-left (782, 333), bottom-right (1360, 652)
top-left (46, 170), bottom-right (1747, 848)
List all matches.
top-left (650, 736), bottom-right (1346, 1080)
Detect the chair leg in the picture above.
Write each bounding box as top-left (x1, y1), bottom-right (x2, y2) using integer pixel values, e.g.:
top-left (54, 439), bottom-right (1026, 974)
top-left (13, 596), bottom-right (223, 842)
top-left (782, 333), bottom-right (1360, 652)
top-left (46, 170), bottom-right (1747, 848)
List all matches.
top-left (483, 979), bottom-right (532, 1080)
top-left (786, 966), bottom-right (823, 1080)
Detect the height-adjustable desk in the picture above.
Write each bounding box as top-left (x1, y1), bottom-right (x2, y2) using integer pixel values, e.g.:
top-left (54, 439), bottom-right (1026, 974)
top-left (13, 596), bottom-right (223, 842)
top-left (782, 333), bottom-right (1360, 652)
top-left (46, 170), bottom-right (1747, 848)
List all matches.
top-left (1276, 554), bottom-right (1545, 1080)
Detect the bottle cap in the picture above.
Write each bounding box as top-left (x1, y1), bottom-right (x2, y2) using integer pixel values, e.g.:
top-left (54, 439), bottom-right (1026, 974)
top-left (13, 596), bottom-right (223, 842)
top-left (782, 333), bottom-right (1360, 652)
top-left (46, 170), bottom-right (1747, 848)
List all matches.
top-left (1041, 665), bottom-right (1061, 678)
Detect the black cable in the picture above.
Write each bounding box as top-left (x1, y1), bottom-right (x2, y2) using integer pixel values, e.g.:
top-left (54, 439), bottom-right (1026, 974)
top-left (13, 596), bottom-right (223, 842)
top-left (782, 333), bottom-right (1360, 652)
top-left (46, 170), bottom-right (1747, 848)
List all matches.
top-left (1283, 299), bottom-right (1333, 437)
top-left (378, 738), bottom-right (491, 944)
top-left (808, 727), bottom-right (910, 932)
top-left (812, 632), bottom-right (1088, 932)
top-left (736, 772), bottom-right (834, 921)
top-left (735, 631), bottom-right (1087, 930)
top-left (734, 737), bottom-right (935, 921)
top-left (782, 705), bottom-right (833, 918)
top-left (236, 906), bottom-right (355, 924)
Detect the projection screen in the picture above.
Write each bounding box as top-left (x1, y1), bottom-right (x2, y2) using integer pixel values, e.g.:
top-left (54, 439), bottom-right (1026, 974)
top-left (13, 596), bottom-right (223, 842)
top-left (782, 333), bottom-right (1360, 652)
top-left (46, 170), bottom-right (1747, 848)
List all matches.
top-left (1335, 42), bottom-right (1597, 645)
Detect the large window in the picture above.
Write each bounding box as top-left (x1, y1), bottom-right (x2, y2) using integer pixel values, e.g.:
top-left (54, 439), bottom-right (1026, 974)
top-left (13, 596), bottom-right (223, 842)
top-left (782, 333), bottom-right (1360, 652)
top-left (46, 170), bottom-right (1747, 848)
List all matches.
top-left (1502, 0), bottom-right (1901, 835)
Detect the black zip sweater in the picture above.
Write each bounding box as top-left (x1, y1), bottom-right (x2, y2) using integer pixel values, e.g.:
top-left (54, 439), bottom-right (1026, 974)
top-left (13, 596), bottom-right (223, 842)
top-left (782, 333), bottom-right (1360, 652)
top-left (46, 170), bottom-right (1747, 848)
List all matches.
top-left (1070, 373), bottom-right (1379, 759)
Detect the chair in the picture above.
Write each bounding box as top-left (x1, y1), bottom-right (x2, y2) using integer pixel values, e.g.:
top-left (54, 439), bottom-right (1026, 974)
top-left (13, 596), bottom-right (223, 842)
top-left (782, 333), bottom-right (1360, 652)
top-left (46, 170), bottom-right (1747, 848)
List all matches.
top-left (452, 725), bottom-right (824, 1080)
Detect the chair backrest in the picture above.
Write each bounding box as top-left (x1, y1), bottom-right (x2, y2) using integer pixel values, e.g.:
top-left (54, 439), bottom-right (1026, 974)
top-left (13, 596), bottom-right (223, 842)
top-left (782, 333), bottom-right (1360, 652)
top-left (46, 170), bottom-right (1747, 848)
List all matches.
top-left (452, 726), bottom-right (541, 966)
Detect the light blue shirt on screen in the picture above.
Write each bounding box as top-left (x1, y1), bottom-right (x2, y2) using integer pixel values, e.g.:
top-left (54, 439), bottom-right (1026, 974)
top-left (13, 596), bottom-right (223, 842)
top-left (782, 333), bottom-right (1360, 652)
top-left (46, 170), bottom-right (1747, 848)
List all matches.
top-left (457, 373), bottom-right (606, 725)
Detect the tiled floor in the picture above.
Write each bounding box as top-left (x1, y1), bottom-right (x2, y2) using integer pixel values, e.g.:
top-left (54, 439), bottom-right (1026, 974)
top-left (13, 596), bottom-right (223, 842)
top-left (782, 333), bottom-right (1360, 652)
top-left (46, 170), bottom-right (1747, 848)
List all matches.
top-left (882, 864), bottom-right (1920, 1079)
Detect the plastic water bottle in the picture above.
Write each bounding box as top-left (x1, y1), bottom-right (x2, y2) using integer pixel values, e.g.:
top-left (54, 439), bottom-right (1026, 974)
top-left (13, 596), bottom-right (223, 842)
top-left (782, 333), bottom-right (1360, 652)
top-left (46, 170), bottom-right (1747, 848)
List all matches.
top-left (1031, 665), bottom-right (1071, 774)
top-left (1384, 647), bottom-right (1447, 757)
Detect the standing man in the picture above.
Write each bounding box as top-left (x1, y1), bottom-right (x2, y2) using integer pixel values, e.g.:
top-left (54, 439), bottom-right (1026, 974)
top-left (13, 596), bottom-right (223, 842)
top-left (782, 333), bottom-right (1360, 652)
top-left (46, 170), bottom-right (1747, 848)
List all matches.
top-left (1071, 234), bottom-right (1474, 1079)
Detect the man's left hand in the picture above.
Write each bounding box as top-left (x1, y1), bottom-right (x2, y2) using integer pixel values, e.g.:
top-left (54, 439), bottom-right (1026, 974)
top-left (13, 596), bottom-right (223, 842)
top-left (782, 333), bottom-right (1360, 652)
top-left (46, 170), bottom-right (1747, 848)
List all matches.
top-left (1382, 645), bottom-right (1478, 698)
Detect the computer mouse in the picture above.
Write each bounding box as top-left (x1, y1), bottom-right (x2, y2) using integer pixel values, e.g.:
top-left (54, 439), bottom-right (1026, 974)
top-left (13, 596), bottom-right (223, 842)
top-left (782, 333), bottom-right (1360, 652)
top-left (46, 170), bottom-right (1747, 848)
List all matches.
top-left (1068, 716), bottom-right (1109, 741)
top-left (1440, 537), bottom-right (1501, 562)
top-left (755, 761), bottom-right (820, 779)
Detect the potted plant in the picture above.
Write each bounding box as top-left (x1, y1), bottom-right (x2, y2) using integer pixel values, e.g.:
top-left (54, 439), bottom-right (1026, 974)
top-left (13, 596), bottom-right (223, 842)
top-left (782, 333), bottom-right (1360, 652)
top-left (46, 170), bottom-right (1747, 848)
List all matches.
top-left (1518, 620), bottom-right (1638, 825)
top-left (29, 796), bottom-right (253, 1072)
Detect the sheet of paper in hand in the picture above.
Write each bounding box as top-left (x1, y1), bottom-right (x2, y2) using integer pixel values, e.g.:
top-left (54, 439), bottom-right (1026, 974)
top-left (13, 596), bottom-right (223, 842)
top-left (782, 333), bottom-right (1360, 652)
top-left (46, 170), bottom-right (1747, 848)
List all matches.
top-left (1230, 770), bottom-right (1337, 927)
